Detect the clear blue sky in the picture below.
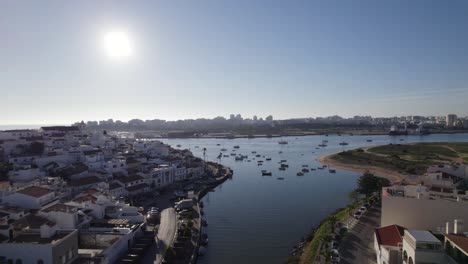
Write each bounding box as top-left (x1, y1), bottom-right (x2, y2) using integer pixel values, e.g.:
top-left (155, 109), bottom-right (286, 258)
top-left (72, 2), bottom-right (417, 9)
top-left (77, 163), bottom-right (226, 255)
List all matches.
top-left (1, 0), bottom-right (468, 124)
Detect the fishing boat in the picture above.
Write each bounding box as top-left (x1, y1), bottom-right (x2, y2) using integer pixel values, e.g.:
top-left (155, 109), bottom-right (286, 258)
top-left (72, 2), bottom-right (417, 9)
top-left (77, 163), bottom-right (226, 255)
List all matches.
top-left (266, 157), bottom-right (272, 161)
top-left (302, 165), bottom-right (309, 167)
top-left (280, 160), bottom-right (287, 163)
top-left (235, 156), bottom-right (244, 161)
top-left (221, 148), bottom-right (227, 151)
top-left (262, 171), bottom-right (272, 176)
top-left (280, 163), bottom-right (289, 168)
top-left (329, 169), bottom-right (336, 173)
top-left (277, 177), bottom-right (285, 180)
top-left (318, 144), bottom-right (327, 147)
top-left (296, 172), bottom-right (304, 176)
top-left (302, 168), bottom-right (310, 173)
top-left (366, 139), bottom-right (373, 142)
top-left (233, 145), bottom-right (240, 149)
top-left (176, 144), bottom-right (181, 147)
top-left (279, 167), bottom-right (286, 171)
top-left (339, 142), bottom-right (349, 146)
top-left (278, 140), bottom-right (288, 145)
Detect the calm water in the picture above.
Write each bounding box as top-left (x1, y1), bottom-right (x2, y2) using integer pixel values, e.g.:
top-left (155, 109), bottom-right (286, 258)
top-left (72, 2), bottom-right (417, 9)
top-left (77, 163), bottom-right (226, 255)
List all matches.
top-left (161, 134), bottom-right (468, 264)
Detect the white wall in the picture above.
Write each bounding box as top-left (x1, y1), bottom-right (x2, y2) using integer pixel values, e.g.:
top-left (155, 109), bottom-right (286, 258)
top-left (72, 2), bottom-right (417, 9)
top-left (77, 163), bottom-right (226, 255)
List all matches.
top-left (382, 195), bottom-right (468, 232)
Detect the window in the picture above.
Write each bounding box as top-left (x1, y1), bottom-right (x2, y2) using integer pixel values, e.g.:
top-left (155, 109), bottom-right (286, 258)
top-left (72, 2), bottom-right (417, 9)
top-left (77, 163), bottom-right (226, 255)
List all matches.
top-left (408, 257), bottom-right (413, 264)
top-left (37, 260), bottom-right (44, 264)
top-left (403, 250), bottom-right (408, 262)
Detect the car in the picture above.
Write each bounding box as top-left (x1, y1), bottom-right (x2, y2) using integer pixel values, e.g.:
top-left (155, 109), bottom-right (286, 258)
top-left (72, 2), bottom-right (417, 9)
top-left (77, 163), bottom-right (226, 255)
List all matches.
top-left (353, 211), bottom-right (362, 219)
top-left (358, 206), bottom-right (367, 213)
top-left (329, 240), bottom-right (339, 250)
top-left (330, 249), bottom-right (340, 263)
top-left (363, 203), bottom-right (370, 208)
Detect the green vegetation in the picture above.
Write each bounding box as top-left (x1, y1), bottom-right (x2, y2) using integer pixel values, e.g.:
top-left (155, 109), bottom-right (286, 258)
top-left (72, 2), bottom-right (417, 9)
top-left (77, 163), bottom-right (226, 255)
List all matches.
top-left (0, 162), bottom-right (12, 181)
top-left (368, 143), bottom-right (458, 158)
top-left (332, 148), bottom-right (431, 175)
top-left (301, 193), bottom-right (376, 263)
top-left (331, 142), bottom-right (468, 175)
top-left (357, 172), bottom-right (390, 197)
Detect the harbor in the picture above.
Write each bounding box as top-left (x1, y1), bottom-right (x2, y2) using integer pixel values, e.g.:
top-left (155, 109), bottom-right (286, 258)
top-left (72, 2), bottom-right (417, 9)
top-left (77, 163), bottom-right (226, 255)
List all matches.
top-left (161, 133), bottom-right (468, 264)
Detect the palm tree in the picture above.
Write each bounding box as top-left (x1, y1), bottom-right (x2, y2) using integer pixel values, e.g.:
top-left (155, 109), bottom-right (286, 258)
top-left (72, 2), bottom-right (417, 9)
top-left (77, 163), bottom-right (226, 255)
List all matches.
top-left (203, 147), bottom-right (207, 173)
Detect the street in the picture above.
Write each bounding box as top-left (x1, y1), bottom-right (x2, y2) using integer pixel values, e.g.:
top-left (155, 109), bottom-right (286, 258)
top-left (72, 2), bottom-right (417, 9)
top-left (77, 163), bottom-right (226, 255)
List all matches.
top-left (339, 205), bottom-right (380, 264)
top-left (142, 208), bottom-right (177, 264)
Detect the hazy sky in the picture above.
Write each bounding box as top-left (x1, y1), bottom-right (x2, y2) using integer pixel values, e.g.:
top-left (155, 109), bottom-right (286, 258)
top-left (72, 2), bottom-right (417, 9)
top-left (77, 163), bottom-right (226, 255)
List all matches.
top-left (2, 0), bottom-right (468, 125)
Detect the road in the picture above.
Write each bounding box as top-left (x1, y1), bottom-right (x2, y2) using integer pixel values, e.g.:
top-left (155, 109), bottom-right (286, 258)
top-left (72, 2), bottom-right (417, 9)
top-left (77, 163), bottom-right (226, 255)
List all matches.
top-left (155, 208), bottom-right (177, 264)
top-left (339, 205), bottom-right (380, 264)
top-left (142, 208), bottom-right (177, 264)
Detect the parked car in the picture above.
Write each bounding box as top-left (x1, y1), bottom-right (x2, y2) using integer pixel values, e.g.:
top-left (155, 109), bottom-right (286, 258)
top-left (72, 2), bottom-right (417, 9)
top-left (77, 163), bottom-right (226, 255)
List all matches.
top-left (363, 202), bottom-right (370, 208)
top-left (330, 249), bottom-right (340, 263)
top-left (358, 206), bottom-right (367, 213)
top-left (353, 211), bottom-right (362, 219)
top-left (329, 240), bottom-right (339, 250)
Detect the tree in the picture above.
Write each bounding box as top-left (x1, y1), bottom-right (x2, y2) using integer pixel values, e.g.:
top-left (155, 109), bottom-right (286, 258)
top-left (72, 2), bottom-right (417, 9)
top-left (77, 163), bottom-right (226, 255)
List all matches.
top-left (357, 171), bottom-right (390, 197)
top-left (0, 162), bottom-right (12, 181)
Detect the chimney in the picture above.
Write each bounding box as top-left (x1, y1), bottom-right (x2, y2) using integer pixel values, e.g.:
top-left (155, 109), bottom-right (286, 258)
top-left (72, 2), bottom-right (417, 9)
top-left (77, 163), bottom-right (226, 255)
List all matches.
top-left (454, 219), bottom-right (464, 234)
top-left (446, 222), bottom-right (452, 234)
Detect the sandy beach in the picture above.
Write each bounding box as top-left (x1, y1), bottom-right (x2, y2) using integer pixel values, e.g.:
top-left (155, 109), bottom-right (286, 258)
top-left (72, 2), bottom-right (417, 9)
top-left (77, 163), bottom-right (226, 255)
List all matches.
top-left (318, 152), bottom-right (407, 183)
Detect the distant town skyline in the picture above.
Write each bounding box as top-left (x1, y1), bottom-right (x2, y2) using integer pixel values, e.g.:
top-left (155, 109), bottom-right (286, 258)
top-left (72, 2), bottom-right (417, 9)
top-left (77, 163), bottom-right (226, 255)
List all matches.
top-left (2, 1), bottom-right (468, 124)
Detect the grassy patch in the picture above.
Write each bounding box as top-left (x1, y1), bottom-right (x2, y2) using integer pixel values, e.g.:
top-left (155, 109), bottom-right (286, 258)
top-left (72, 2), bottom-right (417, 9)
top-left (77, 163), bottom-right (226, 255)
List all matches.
top-left (332, 148), bottom-right (430, 175)
top-left (368, 143), bottom-right (458, 158)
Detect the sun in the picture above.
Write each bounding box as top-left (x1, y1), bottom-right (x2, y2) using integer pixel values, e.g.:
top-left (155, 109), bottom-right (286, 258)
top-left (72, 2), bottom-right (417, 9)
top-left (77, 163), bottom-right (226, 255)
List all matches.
top-left (103, 30), bottom-right (133, 59)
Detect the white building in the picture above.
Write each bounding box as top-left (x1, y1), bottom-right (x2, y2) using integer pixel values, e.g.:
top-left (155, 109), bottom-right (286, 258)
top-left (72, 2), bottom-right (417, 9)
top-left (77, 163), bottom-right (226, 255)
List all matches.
top-left (374, 225), bottom-right (405, 264)
top-left (402, 229), bottom-right (453, 264)
top-left (3, 186), bottom-right (56, 209)
top-left (381, 185), bottom-right (468, 232)
top-left (0, 220), bottom-right (78, 264)
top-left (446, 114), bottom-right (458, 127)
top-left (39, 203), bottom-right (80, 229)
top-left (150, 165), bottom-right (175, 188)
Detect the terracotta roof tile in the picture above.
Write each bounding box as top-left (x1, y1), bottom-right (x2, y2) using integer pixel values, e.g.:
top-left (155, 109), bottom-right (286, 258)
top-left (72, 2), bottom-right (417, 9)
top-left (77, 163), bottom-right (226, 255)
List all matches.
top-left (69, 176), bottom-right (102, 187)
top-left (12, 214), bottom-right (55, 230)
top-left (17, 186), bottom-right (52, 198)
top-left (446, 234), bottom-right (468, 255)
top-left (375, 225), bottom-right (405, 247)
top-left (41, 203), bottom-right (76, 213)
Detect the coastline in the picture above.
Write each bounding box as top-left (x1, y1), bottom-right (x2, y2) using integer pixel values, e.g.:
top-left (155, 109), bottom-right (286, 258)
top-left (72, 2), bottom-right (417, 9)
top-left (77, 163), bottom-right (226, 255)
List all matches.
top-left (318, 152), bottom-right (405, 183)
top-left (188, 164), bottom-right (233, 264)
top-left (132, 130), bottom-right (468, 140)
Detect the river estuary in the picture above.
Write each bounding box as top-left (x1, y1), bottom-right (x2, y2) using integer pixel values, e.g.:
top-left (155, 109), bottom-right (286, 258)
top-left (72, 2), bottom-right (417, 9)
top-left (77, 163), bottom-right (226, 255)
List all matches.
top-left (161, 133), bottom-right (468, 264)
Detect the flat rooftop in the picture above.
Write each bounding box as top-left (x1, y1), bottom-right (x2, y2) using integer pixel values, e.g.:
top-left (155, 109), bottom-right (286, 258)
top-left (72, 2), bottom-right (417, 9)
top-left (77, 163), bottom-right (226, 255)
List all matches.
top-left (406, 229), bottom-right (441, 243)
top-left (9, 233), bottom-right (69, 244)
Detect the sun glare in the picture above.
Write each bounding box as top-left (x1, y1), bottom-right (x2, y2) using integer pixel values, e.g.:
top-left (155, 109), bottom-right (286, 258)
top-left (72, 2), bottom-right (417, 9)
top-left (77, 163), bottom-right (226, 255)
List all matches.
top-left (103, 30), bottom-right (133, 59)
